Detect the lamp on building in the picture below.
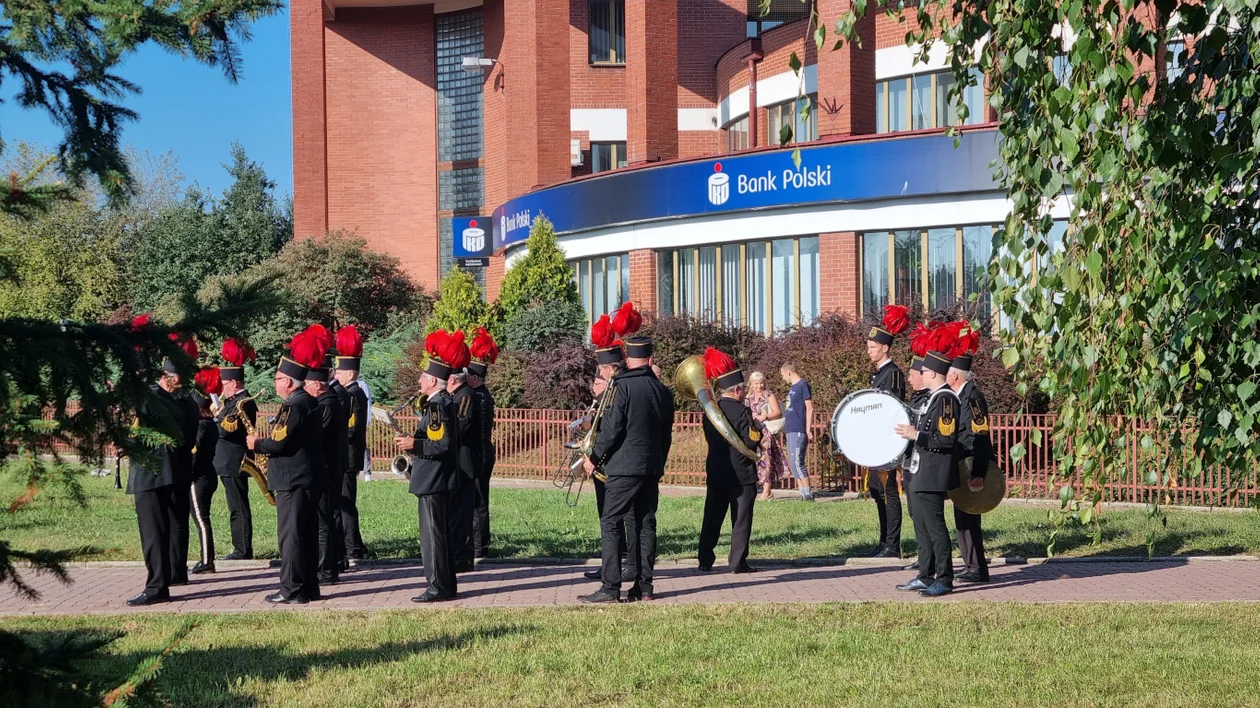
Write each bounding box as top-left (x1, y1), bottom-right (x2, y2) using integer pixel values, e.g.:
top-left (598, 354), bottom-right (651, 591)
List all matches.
top-left (461, 57), bottom-right (496, 71)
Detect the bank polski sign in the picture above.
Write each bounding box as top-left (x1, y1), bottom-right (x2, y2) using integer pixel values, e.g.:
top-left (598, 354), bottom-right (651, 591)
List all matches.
top-left (491, 130), bottom-right (1000, 250)
top-left (453, 216), bottom-right (492, 267)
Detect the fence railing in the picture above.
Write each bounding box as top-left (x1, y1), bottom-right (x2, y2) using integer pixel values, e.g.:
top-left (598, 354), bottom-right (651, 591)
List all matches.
top-left (38, 405), bottom-right (1260, 507)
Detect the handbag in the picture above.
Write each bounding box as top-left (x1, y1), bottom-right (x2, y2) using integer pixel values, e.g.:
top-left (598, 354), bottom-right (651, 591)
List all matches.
top-left (762, 417), bottom-right (785, 435)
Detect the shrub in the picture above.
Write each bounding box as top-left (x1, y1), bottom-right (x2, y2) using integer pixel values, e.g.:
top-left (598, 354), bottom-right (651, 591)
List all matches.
top-left (426, 265), bottom-right (495, 337)
top-left (503, 301), bottom-right (585, 353)
top-left (495, 215), bottom-right (580, 322)
top-left (486, 349), bottom-right (529, 408)
top-left (522, 343), bottom-right (596, 410)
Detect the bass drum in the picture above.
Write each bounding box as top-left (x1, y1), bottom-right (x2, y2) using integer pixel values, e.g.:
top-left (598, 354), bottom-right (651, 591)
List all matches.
top-left (830, 389), bottom-right (911, 471)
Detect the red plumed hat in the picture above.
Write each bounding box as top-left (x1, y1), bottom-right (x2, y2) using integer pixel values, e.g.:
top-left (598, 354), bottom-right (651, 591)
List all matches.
top-left (423, 329), bottom-right (460, 379)
top-left (882, 304), bottom-right (910, 336)
top-left (194, 366), bottom-right (223, 396)
top-left (128, 313), bottom-right (152, 332)
top-left (445, 330), bottom-right (472, 372)
top-left (221, 338), bottom-right (256, 367)
top-left (610, 302), bottom-right (642, 337)
top-left (304, 324), bottom-right (334, 354)
top-left (336, 325), bottom-right (364, 358)
top-left (289, 329), bottom-right (325, 369)
top-left (469, 327), bottom-right (498, 376)
top-left (931, 321), bottom-right (965, 359)
top-left (703, 346), bottom-right (744, 391)
top-left (908, 322), bottom-right (936, 358)
top-left (169, 332), bottom-right (198, 360)
top-left (591, 314), bottom-right (617, 349)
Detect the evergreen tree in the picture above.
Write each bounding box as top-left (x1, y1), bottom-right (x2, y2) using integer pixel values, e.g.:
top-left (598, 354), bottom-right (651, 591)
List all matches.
top-left (496, 215), bottom-right (581, 322)
top-left (427, 266), bottom-right (495, 336)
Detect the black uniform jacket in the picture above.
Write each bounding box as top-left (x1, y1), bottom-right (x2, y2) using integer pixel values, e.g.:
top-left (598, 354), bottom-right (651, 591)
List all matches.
top-left (345, 380), bottom-right (369, 473)
top-left (256, 389), bottom-right (323, 492)
top-left (870, 360), bottom-right (906, 401)
top-left (955, 380), bottom-right (994, 479)
top-left (214, 390), bottom-right (258, 478)
top-left (450, 383), bottom-right (480, 481)
top-left (590, 365), bottom-right (675, 478)
top-left (908, 385), bottom-right (961, 493)
top-left (409, 389), bottom-right (462, 497)
top-left (903, 387), bottom-right (931, 465)
top-left (330, 379), bottom-right (353, 472)
top-left (474, 384), bottom-right (496, 472)
top-left (315, 387), bottom-right (347, 485)
top-left (703, 397), bottom-right (760, 488)
top-left (192, 417), bottom-right (218, 480)
top-left (126, 384), bottom-right (197, 494)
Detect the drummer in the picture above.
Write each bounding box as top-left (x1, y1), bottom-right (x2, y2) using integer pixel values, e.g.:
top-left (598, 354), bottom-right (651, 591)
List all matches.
top-left (863, 306), bottom-right (909, 559)
top-left (949, 341), bottom-right (992, 584)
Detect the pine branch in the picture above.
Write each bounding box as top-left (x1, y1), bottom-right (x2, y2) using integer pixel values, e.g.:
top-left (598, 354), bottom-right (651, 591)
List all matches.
top-left (102, 620), bottom-right (198, 708)
top-left (0, 542), bottom-right (93, 600)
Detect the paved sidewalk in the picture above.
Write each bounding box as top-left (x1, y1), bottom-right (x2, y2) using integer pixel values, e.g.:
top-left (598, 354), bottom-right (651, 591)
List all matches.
top-left (6, 557), bottom-right (1260, 616)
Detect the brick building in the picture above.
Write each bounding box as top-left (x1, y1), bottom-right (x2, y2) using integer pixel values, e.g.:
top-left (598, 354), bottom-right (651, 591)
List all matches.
top-left (292, 0), bottom-right (1100, 331)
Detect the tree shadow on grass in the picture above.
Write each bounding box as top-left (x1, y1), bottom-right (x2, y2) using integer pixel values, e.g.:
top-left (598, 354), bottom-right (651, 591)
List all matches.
top-left (38, 623), bottom-right (533, 708)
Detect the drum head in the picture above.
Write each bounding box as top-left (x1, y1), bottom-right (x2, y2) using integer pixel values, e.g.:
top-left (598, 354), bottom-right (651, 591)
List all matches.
top-left (831, 390), bottom-right (911, 470)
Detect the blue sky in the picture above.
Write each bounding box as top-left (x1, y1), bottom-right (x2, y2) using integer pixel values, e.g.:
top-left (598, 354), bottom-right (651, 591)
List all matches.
top-left (1, 10), bottom-right (293, 199)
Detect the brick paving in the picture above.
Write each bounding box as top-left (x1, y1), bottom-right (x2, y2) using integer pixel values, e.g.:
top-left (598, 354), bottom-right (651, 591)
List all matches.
top-left (5, 557), bottom-right (1260, 616)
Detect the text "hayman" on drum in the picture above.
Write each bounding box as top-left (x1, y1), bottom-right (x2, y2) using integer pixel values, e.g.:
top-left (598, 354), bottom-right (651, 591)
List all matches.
top-left (736, 165), bottom-right (832, 194)
top-left (850, 403), bottom-right (884, 414)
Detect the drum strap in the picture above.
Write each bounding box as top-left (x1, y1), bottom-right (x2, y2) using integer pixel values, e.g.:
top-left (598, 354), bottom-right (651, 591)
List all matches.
top-left (909, 387), bottom-right (960, 476)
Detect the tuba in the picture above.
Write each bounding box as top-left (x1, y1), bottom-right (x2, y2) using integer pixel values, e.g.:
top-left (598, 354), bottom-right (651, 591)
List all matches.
top-left (673, 356), bottom-right (760, 462)
top-left (373, 392), bottom-right (426, 479)
top-left (225, 393), bottom-right (276, 506)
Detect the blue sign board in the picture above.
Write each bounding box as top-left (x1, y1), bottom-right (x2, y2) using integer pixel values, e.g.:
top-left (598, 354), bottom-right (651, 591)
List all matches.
top-left (453, 216), bottom-right (492, 266)
top-left (491, 130), bottom-right (1000, 251)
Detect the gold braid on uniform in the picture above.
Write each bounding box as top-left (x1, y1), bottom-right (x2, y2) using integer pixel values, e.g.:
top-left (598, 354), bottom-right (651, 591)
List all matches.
top-left (426, 401), bottom-right (445, 441)
top-left (937, 398), bottom-right (956, 436)
top-left (969, 400), bottom-right (989, 435)
top-left (271, 407), bottom-right (290, 441)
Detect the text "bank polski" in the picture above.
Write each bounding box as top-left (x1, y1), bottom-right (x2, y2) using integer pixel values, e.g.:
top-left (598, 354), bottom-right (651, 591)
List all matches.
top-left (736, 164), bottom-right (832, 194)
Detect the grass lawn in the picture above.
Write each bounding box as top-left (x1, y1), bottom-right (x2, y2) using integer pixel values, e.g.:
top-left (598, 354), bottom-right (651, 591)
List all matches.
top-left (3, 472), bottom-right (1259, 563)
top-left (7, 603), bottom-right (1260, 707)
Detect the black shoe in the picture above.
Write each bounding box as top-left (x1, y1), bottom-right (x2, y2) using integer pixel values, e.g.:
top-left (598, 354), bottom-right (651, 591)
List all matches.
top-left (454, 562), bottom-right (475, 574)
top-left (317, 572), bottom-right (339, 585)
top-left (732, 564), bottom-right (759, 574)
top-left (578, 590), bottom-right (620, 604)
top-left (219, 550), bottom-right (249, 561)
top-left (265, 592), bottom-right (309, 605)
top-left (902, 560), bottom-right (920, 571)
top-left (698, 564), bottom-right (714, 572)
top-left (346, 552), bottom-right (366, 561)
top-left (920, 581), bottom-right (954, 597)
top-left (583, 569), bottom-right (602, 580)
top-left (190, 561), bottom-right (215, 575)
top-left (872, 547), bottom-right (900, 559)
top-left (126, 590), bottom-right (169, 606)
top-left (169, 578), bottom-right (189, 587)
top-left (896, 578), bottom-right (928, 592)
top-left (622, 591), bottom-right (655, 603)
top-left (956, 571), bottom-right (990, 583)
top-left (411, 592), bottom-right (456, 603)
top-left (863, 546), bottom-right (887, 558)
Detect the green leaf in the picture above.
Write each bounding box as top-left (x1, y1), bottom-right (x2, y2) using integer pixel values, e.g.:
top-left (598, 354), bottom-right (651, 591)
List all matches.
top-left (1030, 428), bottom-right (1043, 447)
top-left (1218, 410), bottom-right (1233, 428)
top-left (1080, 505), bottom-right (1094, 524)
top-left (1001, 348), bottom-right (1020, 368)
top-left (1239, 380), bottom-right (1256, 402)
top-left (789, 52), bottom-right (803, 76)
top-left (1084, 251), bottom-right (1103, 278)
top-left (1060, 130), bottom-right (1080, 161)
top-left (814, 23), bottom-right (826, 51)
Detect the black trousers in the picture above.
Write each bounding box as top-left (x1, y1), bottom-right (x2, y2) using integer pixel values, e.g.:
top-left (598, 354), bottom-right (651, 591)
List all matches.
top-left (868, 468), bottom-right (903, 551)
top-left (901, 468), bottom-right (914, 518)
top-left (276, 488), bottom-right (320, 599)
top-left (910, 489), bottom-right (953, 586)
top-left (698, 483), bottom-right (757, 570)
top-left (340, 472), bottom-right (367, 558)
top-left (472, 470), bottom-right (492, 558)
top-left (449, 477), bottom-right (476, 566)
top-left (593, 476), bottom-right (627, 557)
top-left (954, 508), bottom-right (989, 577)
top-left (317, 478), bottom-right (345, 577)
top-left (220, 475), bottom-right (253, 557)
top-left (418, 491), bottom-right (457, 598)
top-left (600, 475), bottom-right (659, 597)
top-left (168, 482), bottom-right (191, 583)
top-left (189, 475), bottom-right (218, 566)
top-left (134, 486), bottom-right (174, 595)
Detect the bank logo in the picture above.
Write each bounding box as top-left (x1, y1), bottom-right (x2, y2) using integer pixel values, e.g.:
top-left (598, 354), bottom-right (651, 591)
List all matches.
top-left (462, 219), bottom-right (486, 254)
top-left (707, 163), bottom-right (730, 206)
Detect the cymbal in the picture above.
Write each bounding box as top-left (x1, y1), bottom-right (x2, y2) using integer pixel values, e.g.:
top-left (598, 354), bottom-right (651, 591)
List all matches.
top-left (949, 456), bottom-right (1005, 514)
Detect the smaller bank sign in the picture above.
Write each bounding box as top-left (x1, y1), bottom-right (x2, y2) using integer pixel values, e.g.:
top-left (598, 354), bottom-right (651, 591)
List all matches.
top-left (453, 216), bottom-right (491, 268)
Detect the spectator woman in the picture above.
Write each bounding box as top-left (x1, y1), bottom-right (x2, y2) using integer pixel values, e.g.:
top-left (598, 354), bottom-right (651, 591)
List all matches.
top-left (744, 371), bottom-right (789, 501)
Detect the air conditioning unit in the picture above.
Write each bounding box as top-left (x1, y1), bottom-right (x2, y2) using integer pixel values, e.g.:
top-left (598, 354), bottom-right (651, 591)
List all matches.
top-left (571, 139), bottom-right (583, 167)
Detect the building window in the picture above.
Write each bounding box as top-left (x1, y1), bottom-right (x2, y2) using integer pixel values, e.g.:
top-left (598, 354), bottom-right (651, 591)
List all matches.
top-left (747, 0), bottom-right (808, 38)
top-left (876, 69), bottom-right (984, 133)
top-left (747, 20), bottom-right (783, 37)
top-left (573, 253), bottom-right (631, 328)
top-left (725, 116), bottom-right (749, 152)
top-left (767, 95), bottom-right (818, 144)
top-left (436, 8), bottom-right (485, 280)
top-left (861, 225), bottom-right (1008, 319)
top-left (652, 236), bottom-right (819, 334)
top-left (591, 142), bottom-right (626, 173)
top-left (1165, 39), bottom-right (1186, 82)
top-left (589, 0), bottom-right (625, 64)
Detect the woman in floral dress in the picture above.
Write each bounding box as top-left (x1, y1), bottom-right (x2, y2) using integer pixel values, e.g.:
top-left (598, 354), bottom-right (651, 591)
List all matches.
top-left (745, 371), bottom-right (789, 501)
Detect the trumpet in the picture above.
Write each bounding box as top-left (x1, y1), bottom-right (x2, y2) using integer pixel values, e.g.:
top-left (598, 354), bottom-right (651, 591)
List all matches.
top-left (226, 393), bottom-right (276, 506)
top-left (372, 392), bottom-right (426, 479)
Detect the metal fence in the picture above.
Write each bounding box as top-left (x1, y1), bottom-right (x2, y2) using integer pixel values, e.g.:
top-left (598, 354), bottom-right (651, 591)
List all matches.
top-left (40, 405), bottom-right (1260, 507)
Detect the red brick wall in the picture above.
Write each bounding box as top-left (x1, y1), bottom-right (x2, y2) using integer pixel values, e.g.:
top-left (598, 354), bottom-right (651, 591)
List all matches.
top-left (816, 0), bottom-right (876, 137)
top-left (323, 6), bottom-right (439, 288)
top-left (678, 0), bottom-right (747, 108)
top-left (626, 0), bottom-right (679, 164)
top-left (486, 253), bottom-right (506, 301)
top-left (679, 131), bottom-right (721, 159)
top-left (819, 231), bottom-right (860, 317)
top-left (483, 0), bottom-right (508, 214)
top-left (717, 20), bottom-right (813, 97)
top-left (570, 0), bottom-right (627, 107)
top-left (291, 0), bottom-right (329, 240)
top-left (628, 248), bottom-right (658, 314)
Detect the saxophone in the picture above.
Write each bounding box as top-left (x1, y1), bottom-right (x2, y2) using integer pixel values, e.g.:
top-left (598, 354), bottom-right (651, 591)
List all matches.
top-left (225, 393), bottom-right (276, 506)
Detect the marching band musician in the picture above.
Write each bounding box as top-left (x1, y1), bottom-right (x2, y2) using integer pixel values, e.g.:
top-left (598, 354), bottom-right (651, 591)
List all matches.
top-left (949, 331), bottom-right (992, 584)
top-left (466, 327), bottom-right (499, 561)
top-left (900, 354), bottom-right (930, 572)
top-left (125, 355), bottom-right (199, 606)
top-left (447, 333), bottom-right (479, 573)
top-left (893, 350), bottom-right (964, 597)
top-left (580, 303), bottom-right (675, 604)
top-left (327, 335), bottom-right (353, 570)
top-left (305, 341), bottom-right (348, 586)
top-left (189, 367), bottom-right (223, 574)
top-left (394, 330), bottom-right (465, 602)
top-left (864, 305), bottom-right (910, 558)
top-left (216, 338), bottom-right (259, 561)
top-left (248, 330), bottom-right (326, 604)
top-left (582, 314), bottom-right (629, 581)
top-left (334, 325), bottom-right (371, 562)
top-left (696, 347), bottom-right (762, 574)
